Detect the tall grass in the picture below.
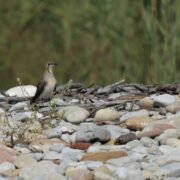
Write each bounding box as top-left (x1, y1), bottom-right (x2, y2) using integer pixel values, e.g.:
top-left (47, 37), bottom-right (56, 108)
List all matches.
top-left (0, 0), bottom-right (179, 89)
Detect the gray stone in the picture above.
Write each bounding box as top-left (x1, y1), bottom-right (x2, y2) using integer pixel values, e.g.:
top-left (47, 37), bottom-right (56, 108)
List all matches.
top-left (107, 156), bottom-right (134, 167)
top-left (154, 162), bottom-right (180, 177)
top-left (153, 94), bottom-right (176, 107)
top-left (75, 125), bottom-right (111, 143)
top-left (114, 167), bottom-right (128, 179)
top-left (51, 98), bottom-right (66, 106)
top-left (94, 169), bottom-right (114, 180)
top-left (155, 150), bottom-right (180, 166)
top-left (0, 177), bottom-right (8, 180)
top-left (58, 106), bottom-right (89, 123)
top-left (0, 108), bottom-right (5, 115)
top-left (86, 161), bottom-right (103, 170)
top-left (103, 125), bottom-right (130, 139)
top-left (140, 137), bottom-right (158, 147)
top-left (49, 144), bottom-right (65, 153)
top-left (43, 151), bottom-right (62, 160)
top-left (8, 111), bottom-right (43, 121)
top-left (126, 140), bottom-right (143, 149)
top-left (141, 162), bottom-right (159, 171)
top-left (6, 85), bottom-right (36, 97)
top-left (9, 102), bottom-right (29, 112)
top-left (115, 167), bottom-right (143, 180)
top-left (35, 153), bottom-right (44, 161)
top-left (19, 161), bottom-right (66, 180)
top-left (0, 162), bottom-right (15, 173)
top-left (44, 127), bottom-right (62, 139)
top-left (58, 121), bottom-right (78, 132)
top-left (61, 147), bottom-right (84, 161)
top-left (69, 99), bottom-right (80, 103)
top-left (58, 159), bottom-right (74, 174)
top-left (61, 134), bottom-right (71, 143)
top-left (108, 93), bottom-right (125, 100)
top-left (120, 109), bottom-right (148, 121)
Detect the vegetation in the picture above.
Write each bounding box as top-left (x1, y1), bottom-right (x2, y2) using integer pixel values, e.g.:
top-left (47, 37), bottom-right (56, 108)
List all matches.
top-left (0, 0), bottom-right (179, 89)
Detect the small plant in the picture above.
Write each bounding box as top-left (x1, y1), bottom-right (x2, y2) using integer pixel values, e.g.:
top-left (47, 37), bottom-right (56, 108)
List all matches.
top-left (1, 112), bottom-right (42, 147)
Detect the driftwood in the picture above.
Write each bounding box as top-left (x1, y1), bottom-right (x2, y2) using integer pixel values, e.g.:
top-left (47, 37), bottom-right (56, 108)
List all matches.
top-left (0, 97), bottom-right (30, 103)
top-left (1, 81), bottom-right (179, 113)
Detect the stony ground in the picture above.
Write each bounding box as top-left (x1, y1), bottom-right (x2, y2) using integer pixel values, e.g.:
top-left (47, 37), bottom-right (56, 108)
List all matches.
top-left (0, 81), bottom-right (180, 180)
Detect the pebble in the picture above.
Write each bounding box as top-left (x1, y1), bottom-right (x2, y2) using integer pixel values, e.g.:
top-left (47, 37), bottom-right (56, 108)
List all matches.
top-left (154, 162), bottom-right (180, 177)
top-left (58, 106), bottom-right (89, 123)
top-left (103, 125), bottom-right (130, 139)
top-left (75, 125), bottom-right (111, 143)
top-left (155, 129), bottom-right (180, 145)
top-left (140, 137), bottom-right (158, 147)
top-left (0, 108), bottom-right (5, 115)
top-left (115, 167), bottom-right (128, 179)
top-left (126, 116), bottom-right (154, 130)
top-left (43, 151), bottom-right (62, 160)
top-left (0, 162), bottom-right (15, 173)
top-left (14, 155), bottom-right (37, 168)
top-left (166, 138), bottom-right (180, 147)
top-left (49, 144), bottom-right (65, 153)
top-left (120, 109), bottom-right (149, 121)
top-left (2, 84), bottom-right (180, 179)
top-left (51, 98), bottom-right (66, 106)
top-left (9, 102), bottom-right (29, 112)
top-left (94, 108), bottom-right (122, 122)
top-left (86, 161), bottom-right (104, 170)
top-left (0, 146), bottom-right (18, 163)
top-left (94, 166), bottom-right (114, 180)
top-left (8, 111), bottom-right (43, 122)
top-left (81, 151), bottom-right (127, 162)
top-left (153, 94), bottom-right (176, 107)
top-left (70, 142), bottom-right (91, 150)
top-left (166, 101), bottom-right (180, 113)
top-left (19, 161), bottom-right (66, 180)
top-left (138, 97), bottom-right (154, 109)
top-left (6, 85), bottom-right (36, 97)
top-left (67, 168), bottom-right (93, 180)
top-left (29, 138), bottom-right (68, 153)
top-left (108, 92), bottom-right (124, 100)
top-left (44, 127), bottom-right (62, 139)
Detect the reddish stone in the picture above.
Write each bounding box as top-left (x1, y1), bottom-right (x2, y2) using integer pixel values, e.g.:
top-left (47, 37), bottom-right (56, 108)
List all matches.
top-left (153, 123), bottom-right (175, 131)
top-left (70, 142), bottom-right (91, 150)
top-left (137, 130), bottom-right (162, 139)
top-left (0, 145), bottom-right (18, 163)
top-left (137, 123), bottom-right (175, 139)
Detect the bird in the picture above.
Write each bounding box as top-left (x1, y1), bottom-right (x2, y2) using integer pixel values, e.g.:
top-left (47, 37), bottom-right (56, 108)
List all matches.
top-left (31, 62), bottom-right (57, 103)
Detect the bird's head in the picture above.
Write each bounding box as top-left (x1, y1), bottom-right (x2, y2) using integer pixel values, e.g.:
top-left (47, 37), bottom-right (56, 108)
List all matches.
top-left (46, 62), bottom-right (57, 73)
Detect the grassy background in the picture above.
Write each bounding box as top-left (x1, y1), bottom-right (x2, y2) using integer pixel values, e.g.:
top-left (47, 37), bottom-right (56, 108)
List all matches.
top-left (0, 0), bottom-right (180, 89)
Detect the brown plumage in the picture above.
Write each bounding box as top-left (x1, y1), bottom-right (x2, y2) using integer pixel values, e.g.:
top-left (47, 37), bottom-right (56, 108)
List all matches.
top-left (31, 62), bottom-right (57, 103)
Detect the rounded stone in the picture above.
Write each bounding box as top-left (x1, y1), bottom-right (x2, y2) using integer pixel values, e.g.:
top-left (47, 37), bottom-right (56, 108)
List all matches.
top-left (138, 97), bottom-right (154, 109)
top-left (94, 108), bottom-right (122, 122)
top-left (126, 116), bottom-right (154, 130)
top-left (14, 155), bottom-right (37, 169)
top-left (75, 125), bottom-right (111, 143)
top-left (6, 85), bottom-right (37, 97)
top-left (58, 106), bottom-right (89, 123)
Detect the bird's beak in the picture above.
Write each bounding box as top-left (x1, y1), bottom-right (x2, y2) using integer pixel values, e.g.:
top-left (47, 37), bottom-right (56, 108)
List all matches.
top-left (53, 62), bottom-right (58, 66)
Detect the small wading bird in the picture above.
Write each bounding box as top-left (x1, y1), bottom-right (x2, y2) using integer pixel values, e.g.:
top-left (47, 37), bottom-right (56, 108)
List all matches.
top-left (31, 62), bottom-right (57, 103)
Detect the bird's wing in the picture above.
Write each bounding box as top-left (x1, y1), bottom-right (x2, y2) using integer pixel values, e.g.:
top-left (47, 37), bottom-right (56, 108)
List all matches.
top-left (32, 81), bottom-right (47, 102)
top-left (53, 83), bottom-right (57, 94)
